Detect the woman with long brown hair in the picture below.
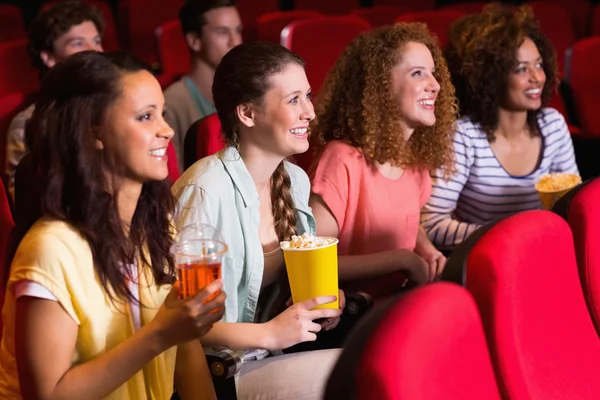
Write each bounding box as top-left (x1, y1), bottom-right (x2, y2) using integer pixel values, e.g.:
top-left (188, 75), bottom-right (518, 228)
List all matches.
top-left (309, 23), bottom-right (457, 297)
top-left (172, 41), bottom-right (343, 399)
top-left (0, 51), bottom-right (225, 399)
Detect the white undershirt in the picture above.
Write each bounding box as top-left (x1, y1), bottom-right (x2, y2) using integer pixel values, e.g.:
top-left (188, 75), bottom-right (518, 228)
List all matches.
top-left (14, 263), bottom-right (142, 331)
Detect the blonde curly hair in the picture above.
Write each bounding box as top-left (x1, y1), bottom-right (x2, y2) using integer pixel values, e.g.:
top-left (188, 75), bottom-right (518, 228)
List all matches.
top-left (311, 22), bottom-right (457, 176)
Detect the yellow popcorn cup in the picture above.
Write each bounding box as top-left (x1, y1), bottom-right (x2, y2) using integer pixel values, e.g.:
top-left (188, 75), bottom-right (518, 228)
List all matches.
top-left (535, 173), bottom-right (582, 210)
top-left (282, 238), bottom-right (339, 310)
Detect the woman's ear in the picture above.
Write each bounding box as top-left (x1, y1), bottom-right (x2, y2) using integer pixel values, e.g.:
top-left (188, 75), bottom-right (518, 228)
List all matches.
top-left (236, 103), bottom-right (255, 128)
top-left (93, 127), bottom-right (104, 150)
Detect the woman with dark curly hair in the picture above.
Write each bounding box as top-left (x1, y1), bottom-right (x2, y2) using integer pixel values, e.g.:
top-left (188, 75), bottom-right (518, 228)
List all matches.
top-left (421, 5), bottom-right (578, 250)
top-left (309, 23), bottom-right (457, 294)
top-left (0, 51), bottom-right (225, 399)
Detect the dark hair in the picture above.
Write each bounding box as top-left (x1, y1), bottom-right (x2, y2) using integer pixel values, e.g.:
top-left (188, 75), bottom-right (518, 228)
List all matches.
top-left (179, 0), bottom-right (237, 36)
top-left (312, 23), bottom-right (457, 176)
top-left (445, 4), bottom-right (558, 141)
top-left (28, 0), bottom-right (105, 72)
top-left (20, 51), bottom-right (175, 305)
top-left (213, 41), bottom-right (304, 242)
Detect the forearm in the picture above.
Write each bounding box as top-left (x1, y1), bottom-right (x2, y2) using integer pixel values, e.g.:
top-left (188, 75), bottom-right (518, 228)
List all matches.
top-left (40, 325), bottom-right (165, 400)
top-left (338, 251), bottom-right (411, 280)
top-left (414, 227), bottom-right (436, 256)
top-left (200, 322), bottom-right (273, 351)
top-left (175, 340), bottom-right (216, 400)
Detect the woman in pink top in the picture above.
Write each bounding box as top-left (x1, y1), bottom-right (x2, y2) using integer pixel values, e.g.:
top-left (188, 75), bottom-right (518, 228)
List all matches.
top-left (309, 23), bottom-right (457, 296)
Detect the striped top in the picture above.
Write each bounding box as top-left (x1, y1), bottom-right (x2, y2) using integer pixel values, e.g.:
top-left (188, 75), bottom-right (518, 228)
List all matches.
top-left (421, 108), bottom-right (579, 249)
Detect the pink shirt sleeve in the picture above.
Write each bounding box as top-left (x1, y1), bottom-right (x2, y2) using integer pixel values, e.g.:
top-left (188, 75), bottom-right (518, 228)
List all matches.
top-left (311, 143), bottom-right (353, 231)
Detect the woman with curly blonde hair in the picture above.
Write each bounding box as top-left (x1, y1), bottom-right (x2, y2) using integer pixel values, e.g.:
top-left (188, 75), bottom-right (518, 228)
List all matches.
top-left (421, 5), bottom-right (578, 250)
top-left (309, 22), bottom-right (457, 295)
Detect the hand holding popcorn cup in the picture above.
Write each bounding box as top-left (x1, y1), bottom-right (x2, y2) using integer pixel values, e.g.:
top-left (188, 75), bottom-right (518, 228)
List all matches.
top-left (280, 233), bottom-right (339, 310)
top-left (535, 173), bottom-right (582, 210)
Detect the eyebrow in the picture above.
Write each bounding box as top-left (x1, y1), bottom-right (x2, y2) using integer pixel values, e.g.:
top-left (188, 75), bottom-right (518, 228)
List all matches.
top-left (517, 57), bottom-right (543, 64)
top-left (136, 104), bottom-right (158, 113)
top-left (284, 88), bottom-right (312, 97)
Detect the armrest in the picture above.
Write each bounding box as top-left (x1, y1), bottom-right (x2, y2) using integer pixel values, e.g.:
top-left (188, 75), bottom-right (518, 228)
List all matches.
top-left (345, 292), bottom-right (374, 316)
top-left (204, 347), bottom-right (242, 380)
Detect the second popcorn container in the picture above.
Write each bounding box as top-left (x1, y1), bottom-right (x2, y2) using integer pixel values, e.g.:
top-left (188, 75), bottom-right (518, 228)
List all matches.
top-left (281, 234), bottom-right (339, 310)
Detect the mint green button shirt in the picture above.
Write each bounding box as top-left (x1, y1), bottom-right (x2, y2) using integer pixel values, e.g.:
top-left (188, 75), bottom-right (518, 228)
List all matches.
top-left (172, 146), bottom-right (316, 324)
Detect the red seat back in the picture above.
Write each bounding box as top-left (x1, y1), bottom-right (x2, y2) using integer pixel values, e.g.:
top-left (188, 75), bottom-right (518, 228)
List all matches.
top-left (183, 114), bottom-right (226, 169)
top-left (0, 4), bottom-right (27, 43)
top-left (41, 0), bottom-right (120, 51)
top-left (592, 5), bottom-right (600, 37)
top-left (326, 283), bottom-right (502, 400)
top-left (0, 178), bottom-right (14, 340)
top-left (544, 0), bottom-right (591, 38)
top-left (350, 6), bottom-right (410, 28)
top-left (443, 2), bottom-right (491, 14)
top-left (0, 39), bottom-right (38, 98)
top-left (156, 19), bottom-right (189, 81)
top-left (0, 93), bottom-right (31, 182)
top-left (463, 210), bottom-right (600, 399)
top-left (166, 141), bottom-right (180, 184)
top-left (294, 0), bottom-right (359, 15)
top-left (528, 2), bottom-right (575, 77)
top-left (236, 0), bottom-right (280, 41)
top-left (281, 16), bottom-right (371, 95)
top-left (127, 0), bottom-right (185, 67)
top-left (395, 10), bottom-right (466, 47)
top-left (567, 36), bottom-right (600, 137)
top-left (552, 178), bottom-right (600, 335)
top-left (257, 10), bottom-right (324, 44)
top-left (373, 0), bottom-right (435, 12)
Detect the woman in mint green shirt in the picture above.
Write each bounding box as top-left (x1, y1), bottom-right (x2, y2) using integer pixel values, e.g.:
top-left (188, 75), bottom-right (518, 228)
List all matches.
top-left (172, 42), bottom-right (344, 399)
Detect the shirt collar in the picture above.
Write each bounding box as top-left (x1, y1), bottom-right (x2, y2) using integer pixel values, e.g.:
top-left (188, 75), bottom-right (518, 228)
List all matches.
top-left (220, 146), bottom-right (260, 208)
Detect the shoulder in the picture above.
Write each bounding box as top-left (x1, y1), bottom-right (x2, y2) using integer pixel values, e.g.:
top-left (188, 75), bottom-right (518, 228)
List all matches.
top-left (317, 140), bottom-right (365, 168)
top-left (8, 104), bottom-right (35, 131)
top-left (284, 160), bottom-right (310, 197)
top-left (163, 78), bottom-right (187, 98)
top-left (537, 107), bottom-right (567, 134)
top-left (172, 150), bottom-right (232, 198)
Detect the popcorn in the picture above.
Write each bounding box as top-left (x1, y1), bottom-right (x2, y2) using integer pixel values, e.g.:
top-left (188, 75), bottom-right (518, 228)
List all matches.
top-left (535, 173), bottom-right (581, 193)
top-left (280, 233), bottom-right (336, 250)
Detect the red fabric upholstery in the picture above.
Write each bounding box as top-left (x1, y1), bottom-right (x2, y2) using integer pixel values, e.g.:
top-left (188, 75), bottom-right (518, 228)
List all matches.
top-left (593, 5), bottom-right (600, 37)
top-left (166, 141), bottom-right (180, 184)
top-left (568, 36), bottom-right (600, 137)
top-left (0, 178), bottom-right (14, 340)
top-left (0, 39), bottom-right (39, 97)
top-left (356, 283), bottom-right (502, 400)
top-left (395, 10), bottom-right (466, 47)
top-left (281, 16), bottom-right (371, 95)
top-left (156, 19), bottom-right (189, 81)
top-left (464, 210), bottom-right (600, 399)
top-left (127, 0), bottom-right (185, 67)
top-left (350, 6), bottom-right (410, 28)
top-left (236, 0), bottom-right (280, 42)
top-left (0, 93), bottom-right (30, 181)
top-left (443, 2), bottom-right (491, 14)
top-left (196, 114), bottom-right (226, 161)
top-left (0, 4), bottom-right (26, 43)
top-left (257, 11), bottom-right (324, 44)
top-left (294, 0), bottom-right (359, 15)
top-left (543, 0), bottom-right (591, 38)
top-left (41, 0), bottom-right (120, 51)
top-left (372, 0), bottom-right (435, 12)
top-left (528, 2), bottom-right (574, 77)
top-left (556, 178), bottom-right (600, 335)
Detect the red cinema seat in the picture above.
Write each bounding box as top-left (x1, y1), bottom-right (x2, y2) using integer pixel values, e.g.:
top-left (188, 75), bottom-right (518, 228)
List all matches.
top-left (542, 0), bottom-right (591, 38)
top-left (257, 10), bottom-right (324, 44)
top-left (236, 0), bottom-right (280, 42)
top-left (183, 113), bottom-right (226, 170)
top-left (395, 10), bottom-right (466, 47)
top-left (294, 0), bottom-right (359, 15)
top-left (325, 283), bottom-right (502, 400)
top-left (0, 4), bottom-right (27, 43)
top-left (567, 36), bottom-right (600, 137)
top-left (447, 210), bottom-right (600, 399)
top-left (166, 141), bottom-right (180, 184)
top-left (552, 177), bottom-right (600, 335)
top-left (281, 16), bottom-right (371, 95)
top-left (372, 0), bottom-right (435, 12)
top-left (0, 39), bottom-right (39, 98)
top-left (350, 6), bottom-right (410, 28)
top-left (593, 5), bottom-right (600, 36)
top-left (156, 20), bottom-right (189, 81)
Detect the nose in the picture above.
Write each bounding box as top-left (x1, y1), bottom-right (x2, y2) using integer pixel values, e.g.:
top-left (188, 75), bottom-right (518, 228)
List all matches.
top-left (158, 120), bottom-right (175, 140)
top-left (427, 75), bottom-right (441, 93)
top-left (301, 98), bottom-right (316, 122)
top-left (230, 30), bottom-right (243, 47)
top-left (529, 66), bottom-right (543, 83)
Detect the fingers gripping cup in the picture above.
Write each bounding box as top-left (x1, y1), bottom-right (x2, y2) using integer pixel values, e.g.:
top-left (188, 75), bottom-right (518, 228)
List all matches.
top-left (535, 173), bottom-right (582, 210)
top-left (280, 233), bottom-right (339, 310)
top-left (170, 224), bottom-right (228, 300)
